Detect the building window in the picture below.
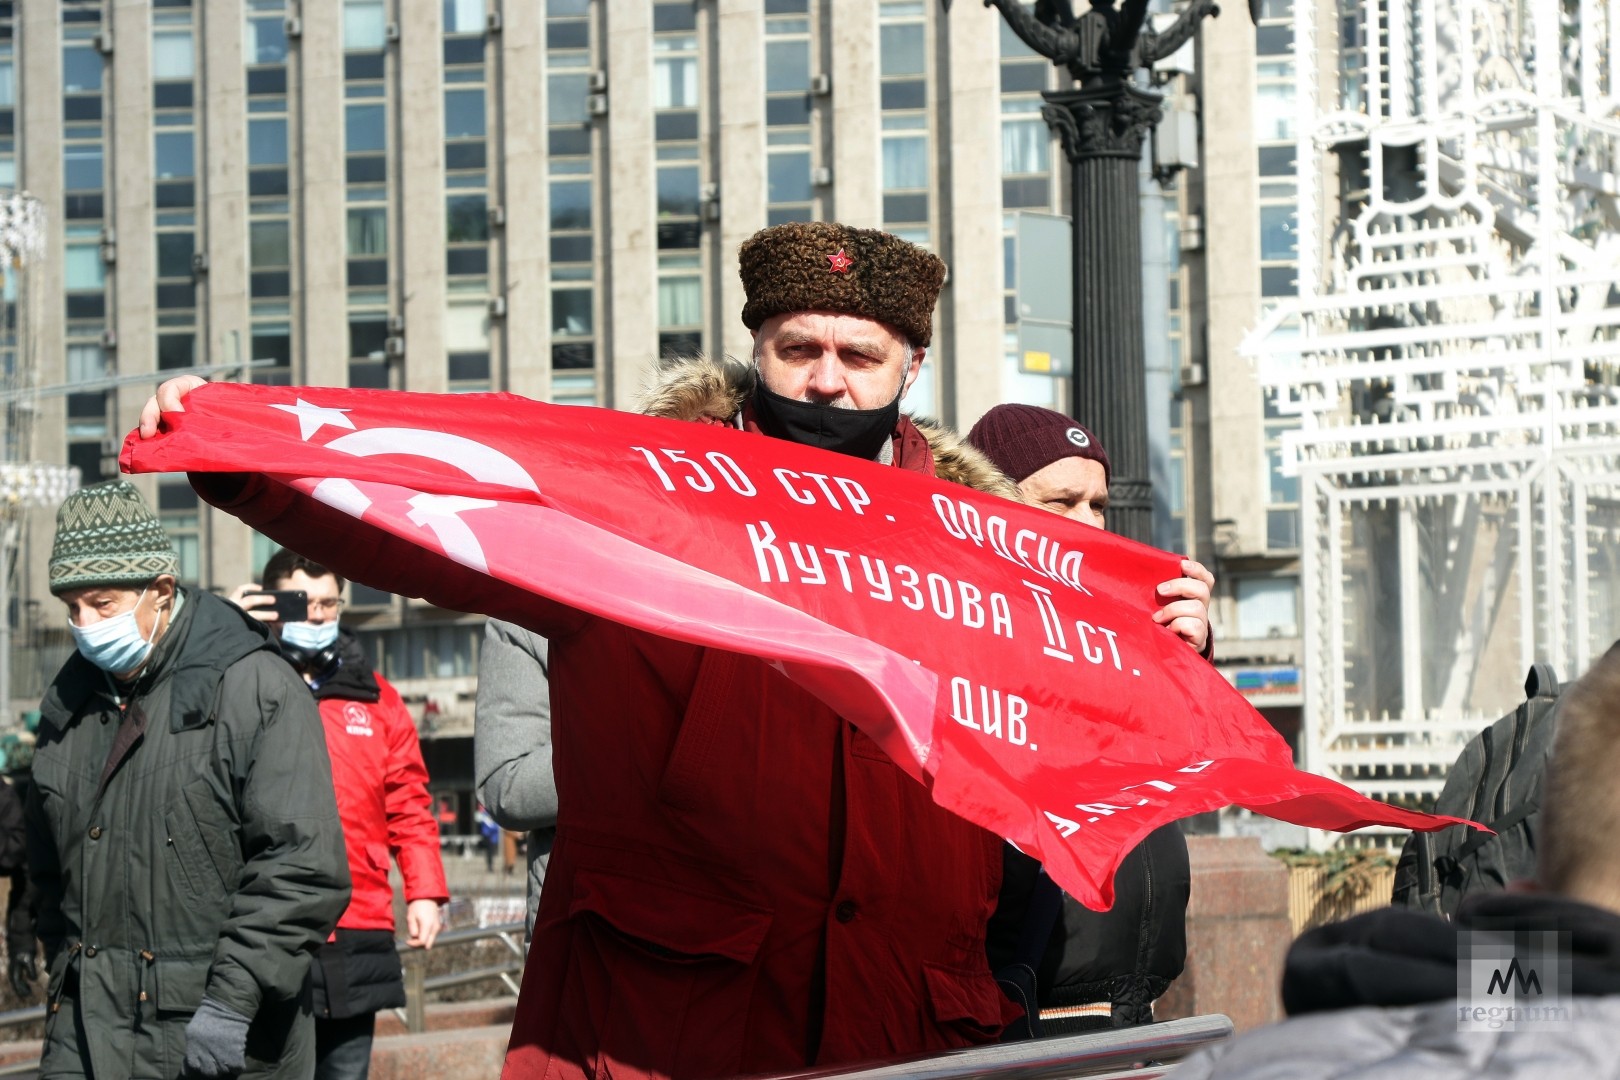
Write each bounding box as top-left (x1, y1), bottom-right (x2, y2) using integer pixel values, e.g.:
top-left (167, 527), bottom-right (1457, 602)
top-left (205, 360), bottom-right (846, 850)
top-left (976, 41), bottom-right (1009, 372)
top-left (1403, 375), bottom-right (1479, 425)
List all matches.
top-left (356, 622), bottom-right (482, 681)
top-left (1255, 1), bottom-right (1297, 302)
top-left (345, 5), bottom-right (392, 387)
top-left (652, 19), bottom-right (703, 259)
top-left (1339, 0), bottom-right (1366, 114)
top-left (1236, 576), bottom-right (1300, 640)
top-left (551, 289), bottom-right (593, 337)
top-left (154, 130), bottom-right (194, 180)
top-left (251, 318), bottom-right (293, 386)
top-left (153, 30), bottom-right (195, 80)
top-left (247, 12), bottom-right (288, 65)
top-left (765, 3), bottom-right (817, 227)
top-left (1259, 205), bottom-right (1297, 261)
top-left (1263, 393), bottom-right (1301, 550)
top-left (446, 301), bottom-right (491, 393)
top-left (442, 19), bottom-right (490, 290)
top-left (546, 1), bottom-right (601, 401)
top-left (658, 254), bottom-right (702, 358)
top-left (344, 0), bottom-right (388, 50)
top-left (154, 12), bottom-right (199, 379)
top-left (158, 481), bottom-right (202, 587)
top-left (999, 16), bottom-right (1053, 210)
top-left (345, 103), bottom-right (386, 153)
top-left (445, 0), bottom-right (485, 34)
top-left (879, 1), bottom-right (931, 243)
top-left (246, 0), bottom-right (294, 373)
top-left (62, 12), bottom-right (111, 483)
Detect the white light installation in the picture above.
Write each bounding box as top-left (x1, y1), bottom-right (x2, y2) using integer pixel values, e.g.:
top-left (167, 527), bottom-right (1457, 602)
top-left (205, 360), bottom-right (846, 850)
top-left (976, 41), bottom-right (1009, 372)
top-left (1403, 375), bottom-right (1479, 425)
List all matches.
top-left (1242, 0), bottom-right (1620, 833)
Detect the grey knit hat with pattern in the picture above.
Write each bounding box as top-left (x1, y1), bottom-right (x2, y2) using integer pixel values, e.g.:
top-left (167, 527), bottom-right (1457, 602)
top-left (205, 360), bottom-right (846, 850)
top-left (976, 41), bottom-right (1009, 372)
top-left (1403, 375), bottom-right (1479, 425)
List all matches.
top-left (48, 480), bottom-right (179, 595)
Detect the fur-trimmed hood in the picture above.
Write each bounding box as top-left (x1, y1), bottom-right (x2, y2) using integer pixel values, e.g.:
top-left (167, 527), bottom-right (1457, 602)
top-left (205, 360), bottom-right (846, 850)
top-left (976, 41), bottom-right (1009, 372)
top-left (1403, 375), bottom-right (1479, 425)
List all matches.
top-left (638, 355), bottom-right (1021, 501)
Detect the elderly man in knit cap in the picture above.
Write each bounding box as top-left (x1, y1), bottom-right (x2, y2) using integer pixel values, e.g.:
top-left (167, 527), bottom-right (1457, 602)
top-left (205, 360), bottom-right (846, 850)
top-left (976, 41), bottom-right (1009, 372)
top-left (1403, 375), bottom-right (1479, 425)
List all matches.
top-left (26, 480), bottom-right (350, 1080)
top-left (968, 404), bottom-right (1208, 1038)
top-left (139, 223), bottom-right (1022, 1079)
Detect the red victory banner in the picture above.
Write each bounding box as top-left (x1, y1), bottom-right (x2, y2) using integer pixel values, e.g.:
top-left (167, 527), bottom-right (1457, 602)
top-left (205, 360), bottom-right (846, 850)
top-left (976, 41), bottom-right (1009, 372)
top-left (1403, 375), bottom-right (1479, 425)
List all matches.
top-left (123, 385), bottom-right (1476, 909)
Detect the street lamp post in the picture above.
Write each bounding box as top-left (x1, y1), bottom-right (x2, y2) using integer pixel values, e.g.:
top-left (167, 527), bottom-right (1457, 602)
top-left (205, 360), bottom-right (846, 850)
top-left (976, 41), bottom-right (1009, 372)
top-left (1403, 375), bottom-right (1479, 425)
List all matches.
top-left (983, 0), bottom-right (1218, 544)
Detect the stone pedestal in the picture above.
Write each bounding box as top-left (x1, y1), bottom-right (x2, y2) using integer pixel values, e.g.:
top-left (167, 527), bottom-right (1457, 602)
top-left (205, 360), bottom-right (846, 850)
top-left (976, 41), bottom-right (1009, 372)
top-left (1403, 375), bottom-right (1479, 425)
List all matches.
top-left (1157, 836), bottom-right (1291, 1032)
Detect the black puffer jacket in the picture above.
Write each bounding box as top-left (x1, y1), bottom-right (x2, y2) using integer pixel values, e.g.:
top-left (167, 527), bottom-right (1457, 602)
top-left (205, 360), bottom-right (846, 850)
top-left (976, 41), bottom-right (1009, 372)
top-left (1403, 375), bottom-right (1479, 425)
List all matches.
top-left (987, 823), bottom-right (1190, 1032)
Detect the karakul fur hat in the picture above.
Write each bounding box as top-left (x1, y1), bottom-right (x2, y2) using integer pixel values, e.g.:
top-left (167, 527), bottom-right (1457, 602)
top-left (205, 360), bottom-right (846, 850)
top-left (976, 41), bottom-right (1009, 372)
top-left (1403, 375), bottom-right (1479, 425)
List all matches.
top-left (738, 222), bottom-right (947, 347)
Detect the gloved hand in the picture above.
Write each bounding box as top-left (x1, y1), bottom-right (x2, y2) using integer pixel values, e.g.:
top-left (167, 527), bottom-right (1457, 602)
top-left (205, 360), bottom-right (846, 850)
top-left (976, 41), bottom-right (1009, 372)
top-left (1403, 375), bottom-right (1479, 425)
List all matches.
top-left (7, 952), bottom-right (35, 999)
top-left (182, 997), bottom-right (251, 1078)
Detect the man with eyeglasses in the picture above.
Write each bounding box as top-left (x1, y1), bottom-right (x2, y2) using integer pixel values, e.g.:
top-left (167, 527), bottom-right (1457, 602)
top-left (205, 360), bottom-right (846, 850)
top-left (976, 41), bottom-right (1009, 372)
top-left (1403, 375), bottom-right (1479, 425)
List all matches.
top-left (232, 548), bottom-right (448, 1080)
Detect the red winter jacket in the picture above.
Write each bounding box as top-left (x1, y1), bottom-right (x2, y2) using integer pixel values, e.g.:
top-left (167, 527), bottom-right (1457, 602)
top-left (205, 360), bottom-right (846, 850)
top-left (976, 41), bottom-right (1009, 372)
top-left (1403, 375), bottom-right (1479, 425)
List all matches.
top-left (190, 362), bottom-right (1024, 1080)
top-left (317, 667), bottom-right (448, 930)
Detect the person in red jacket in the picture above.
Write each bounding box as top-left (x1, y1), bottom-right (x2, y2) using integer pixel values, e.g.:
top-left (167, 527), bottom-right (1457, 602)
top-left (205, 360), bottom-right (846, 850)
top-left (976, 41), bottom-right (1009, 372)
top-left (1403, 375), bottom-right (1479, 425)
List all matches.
top-left (232, 548), bottom-right (448, 1080)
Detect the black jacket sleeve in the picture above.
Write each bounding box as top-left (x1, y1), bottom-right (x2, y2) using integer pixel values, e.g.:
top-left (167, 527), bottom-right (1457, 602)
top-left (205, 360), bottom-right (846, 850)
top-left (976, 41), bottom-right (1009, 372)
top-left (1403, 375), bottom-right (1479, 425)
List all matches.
top-left (22, 780), bottom-right (64, 964)
top-left (0, 781), bottom-right (26, 875)
top-left (3, 776), bottom-right (34, 959)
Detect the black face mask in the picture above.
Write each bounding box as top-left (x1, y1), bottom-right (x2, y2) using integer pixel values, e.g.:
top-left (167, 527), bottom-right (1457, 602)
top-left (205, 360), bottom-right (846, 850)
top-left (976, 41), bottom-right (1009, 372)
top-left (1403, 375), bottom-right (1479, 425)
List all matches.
top-left (750, 377), bottom-right (902, 461)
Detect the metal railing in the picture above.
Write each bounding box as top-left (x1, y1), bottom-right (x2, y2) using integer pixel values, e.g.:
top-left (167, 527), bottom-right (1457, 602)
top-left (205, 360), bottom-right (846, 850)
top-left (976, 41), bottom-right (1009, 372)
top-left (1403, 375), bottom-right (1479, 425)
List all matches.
top-left (393, 921), bottom-right (526, 1034)
top-left (0, 921), bottom-right (527, 1072)
top-left (751, 1014), bottom-right (1234, 1080)
top-left (0, 1004), bottom-right (42, 1034)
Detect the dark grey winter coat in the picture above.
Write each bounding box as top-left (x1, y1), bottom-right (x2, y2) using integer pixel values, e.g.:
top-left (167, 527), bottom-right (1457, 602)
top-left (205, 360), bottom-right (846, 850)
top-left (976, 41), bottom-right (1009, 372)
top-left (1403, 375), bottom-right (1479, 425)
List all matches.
top-left (26, 588), bottom-right (351, 1079)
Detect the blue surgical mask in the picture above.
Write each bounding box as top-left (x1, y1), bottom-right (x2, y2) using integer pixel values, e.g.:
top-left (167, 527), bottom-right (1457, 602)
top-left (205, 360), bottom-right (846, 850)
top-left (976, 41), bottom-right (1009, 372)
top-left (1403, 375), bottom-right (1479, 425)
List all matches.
top-left (280, 619), bottom-right (339, 652)
top-left (71, 587), bottom-right (158, 676)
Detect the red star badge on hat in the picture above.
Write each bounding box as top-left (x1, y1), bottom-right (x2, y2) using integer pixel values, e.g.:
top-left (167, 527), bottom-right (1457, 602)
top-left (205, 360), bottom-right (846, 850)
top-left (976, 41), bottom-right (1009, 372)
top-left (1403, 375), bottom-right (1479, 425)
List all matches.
top-left (827, 248), bottom-right (853, 273)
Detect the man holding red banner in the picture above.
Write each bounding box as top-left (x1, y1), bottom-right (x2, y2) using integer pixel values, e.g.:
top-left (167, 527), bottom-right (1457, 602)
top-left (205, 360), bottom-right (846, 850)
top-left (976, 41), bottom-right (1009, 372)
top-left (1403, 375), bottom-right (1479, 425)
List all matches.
top-left (141, 223), bottom-right (1040, 1078)
top-left (134, 221), bottom-right (1472, 1079)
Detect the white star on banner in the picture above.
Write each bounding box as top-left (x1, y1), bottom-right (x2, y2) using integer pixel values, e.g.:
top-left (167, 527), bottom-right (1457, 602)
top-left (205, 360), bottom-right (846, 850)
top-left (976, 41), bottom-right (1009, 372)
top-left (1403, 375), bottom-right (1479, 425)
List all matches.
top-left (270, 398), bottom-right (358, 441)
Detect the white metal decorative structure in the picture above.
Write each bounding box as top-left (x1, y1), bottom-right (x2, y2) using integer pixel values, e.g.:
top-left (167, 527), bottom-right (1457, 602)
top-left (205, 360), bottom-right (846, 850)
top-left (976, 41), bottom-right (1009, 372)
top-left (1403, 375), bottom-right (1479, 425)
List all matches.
top-left (1241, 0), bottom-right (1620, 832)
top-left (0, 192), bottom-right (76, 718)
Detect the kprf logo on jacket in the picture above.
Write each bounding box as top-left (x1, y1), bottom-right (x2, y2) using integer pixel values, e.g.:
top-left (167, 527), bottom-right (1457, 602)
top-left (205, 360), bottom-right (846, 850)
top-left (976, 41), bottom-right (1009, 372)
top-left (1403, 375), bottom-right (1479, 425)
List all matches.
top-left (343, 703), bottom-right (374, 737)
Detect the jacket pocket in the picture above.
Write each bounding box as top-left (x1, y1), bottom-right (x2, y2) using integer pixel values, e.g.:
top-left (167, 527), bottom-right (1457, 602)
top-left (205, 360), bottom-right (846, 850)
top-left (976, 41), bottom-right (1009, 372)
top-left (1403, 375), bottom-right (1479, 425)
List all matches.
top-left (569, 867), bottom-right (772, 963)
top-left (164, 797), bottom-right (229, 910)
top-left (155, 956), bottom-right (210, 1080)
top-left (182, 778), bottom-right (244, 894)
top-left (923, 961), bottom-right (1017, 1044)
top-left (559, 867), bottom-right (772, 1078)
top-left (155, 955), bottom-right (210, 1014)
